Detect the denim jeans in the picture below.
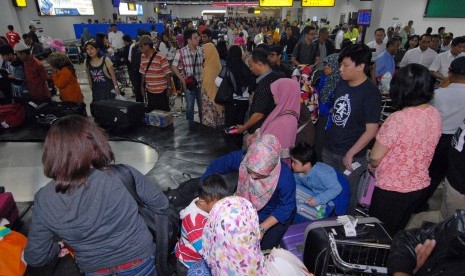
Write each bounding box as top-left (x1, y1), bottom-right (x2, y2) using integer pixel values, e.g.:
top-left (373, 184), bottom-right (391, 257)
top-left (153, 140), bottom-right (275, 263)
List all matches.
top-left (85, 256), bottom-right (156, 276)
top-left (185, 86), bottom-right (202, 122)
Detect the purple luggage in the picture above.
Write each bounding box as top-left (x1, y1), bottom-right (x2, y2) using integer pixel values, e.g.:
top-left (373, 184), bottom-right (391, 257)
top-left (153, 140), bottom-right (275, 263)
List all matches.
top-left (0, 191), bottom-right (19, 226)
top-left (281, 220), bottom-right (313, 261)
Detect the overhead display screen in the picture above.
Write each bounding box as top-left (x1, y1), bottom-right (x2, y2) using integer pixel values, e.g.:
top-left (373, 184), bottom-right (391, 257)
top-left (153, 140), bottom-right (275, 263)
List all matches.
top-left (119, 3), bottom-right (144, 15)
top-left (301, 0), bottom-right (335, 7)
top-left (37, 0), bottom-right (95, 16)
top-left (259, 0), bottom-right (293, 7)
top-left (424, 0), bottom-right (465, 18)
top-left (357, 9), bottom-right (372, 26)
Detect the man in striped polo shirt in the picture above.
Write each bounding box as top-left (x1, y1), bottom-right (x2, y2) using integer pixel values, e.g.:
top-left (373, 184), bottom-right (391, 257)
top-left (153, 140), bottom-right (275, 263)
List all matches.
top-left (139, 35), bottom-right (172, 112)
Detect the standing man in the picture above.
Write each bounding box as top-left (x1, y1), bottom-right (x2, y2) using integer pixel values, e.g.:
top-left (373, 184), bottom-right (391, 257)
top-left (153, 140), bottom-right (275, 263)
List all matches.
top-left (172, 29), bottom-right (204, 123)
top-left (108, 24), bottom-right (125, 52)
top-left (291, 26), bottom-right (320, 69)
top-left (14, 42), bottom-right (50, 104)
top-left (237, 49), bottom-right (279, 135)
top-left (280, 25), bottom-right (298, 57)
top-left (430, 36), bottom-right (465, 82)
top-left (407, 20), bottom-right (415, 35)
top-left (139, 35), bottom-right (171, 112)
top-left (430, 34), bottom-right (441, 53)
top-left (366, 28), bottom-right (386, 60)
top-left (6, 25), bottom-right (21, 47)
top-left (268, 45), bottom-right (291, 78)
top-left (344, 24), bottom-right (359, 43)
top-left (22, 34), bottom-right (44, 58)
top-left (420, 57), bottom-right (465, 213)
top-left (335, 24), bottom-right (348, 50)
top-left (322, 44), bottom-right (382, 214)
top-left (28, 25), bottom-right (40, 44)
top-left (440, 32), bottom-right (453, 53)
top-left (314, 27), bottom-right (335, 71)
top-left (375, 37), bottom-right (400, 77)
top-left (400, 34), bottom-right (437, 68)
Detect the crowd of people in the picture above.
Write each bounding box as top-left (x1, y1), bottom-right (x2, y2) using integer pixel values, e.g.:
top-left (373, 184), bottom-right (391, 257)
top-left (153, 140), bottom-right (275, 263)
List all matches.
top-left (2, 15), bottom-right (465, 276)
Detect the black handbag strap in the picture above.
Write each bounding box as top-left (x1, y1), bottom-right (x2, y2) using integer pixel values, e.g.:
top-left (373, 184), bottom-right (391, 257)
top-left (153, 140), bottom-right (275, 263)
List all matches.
top-left (192, 50), bottom-right (198, 78)
top-left (145, 51), bottom-right (157, 75)
top-left (112, 164), bottom-right (143, 207)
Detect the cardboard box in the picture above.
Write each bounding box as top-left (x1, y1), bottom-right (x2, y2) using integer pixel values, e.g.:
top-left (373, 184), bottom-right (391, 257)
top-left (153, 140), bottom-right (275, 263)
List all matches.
top-left (145, 110), bottom-right (173, 127)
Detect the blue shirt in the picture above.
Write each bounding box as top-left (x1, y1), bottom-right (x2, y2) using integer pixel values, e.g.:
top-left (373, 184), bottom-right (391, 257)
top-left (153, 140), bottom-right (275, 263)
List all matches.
top-left (375, 50), bottom-right (395, 77)
top-left (202, 150), bottom-right (296, 224)
top-left (294, 162), bottom-right (342, 205)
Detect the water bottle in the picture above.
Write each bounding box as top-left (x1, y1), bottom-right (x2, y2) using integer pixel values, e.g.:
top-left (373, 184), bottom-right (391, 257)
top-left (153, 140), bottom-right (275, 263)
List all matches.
top-left (317, 205), bottom-right (326, 219)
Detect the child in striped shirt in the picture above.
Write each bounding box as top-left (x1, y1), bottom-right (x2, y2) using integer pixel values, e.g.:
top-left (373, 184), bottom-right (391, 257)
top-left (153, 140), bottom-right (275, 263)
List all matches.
top-left (175, 174), bottom-right (230, 275)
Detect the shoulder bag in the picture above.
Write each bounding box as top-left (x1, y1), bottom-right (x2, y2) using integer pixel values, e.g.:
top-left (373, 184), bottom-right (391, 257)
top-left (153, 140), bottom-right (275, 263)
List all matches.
top-left (214, 67), bottom-right (233, 105)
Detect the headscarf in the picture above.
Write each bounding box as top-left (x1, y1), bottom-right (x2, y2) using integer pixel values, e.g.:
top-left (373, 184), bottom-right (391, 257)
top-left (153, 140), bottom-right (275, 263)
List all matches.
top-left (203, 196), bottom-right (266, 276)
top-left (260, 78), bottom-right (301, 151)
top-left (236, 134), bottom-right (281, 210)
top-left (319, 53), bottom-right (341, 103)
top-left (201, 43), bottom-right (222, 114)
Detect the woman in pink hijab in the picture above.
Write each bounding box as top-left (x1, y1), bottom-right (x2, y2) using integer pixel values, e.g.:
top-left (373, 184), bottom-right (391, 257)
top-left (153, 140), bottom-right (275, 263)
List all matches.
top-left (254, 78), bottom-right (301, 165)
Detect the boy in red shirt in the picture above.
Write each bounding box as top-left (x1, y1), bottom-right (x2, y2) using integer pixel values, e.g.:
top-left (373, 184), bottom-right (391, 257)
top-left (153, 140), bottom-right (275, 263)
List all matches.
top-left (175, 174), bottom-right (230, 276)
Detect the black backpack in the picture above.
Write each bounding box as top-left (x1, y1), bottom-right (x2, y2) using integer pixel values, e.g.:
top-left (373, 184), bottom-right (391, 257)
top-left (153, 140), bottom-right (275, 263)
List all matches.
top-left (112, 165), bottom-right (180, 276)
top-left (164, 176), bottom-right (201, 212)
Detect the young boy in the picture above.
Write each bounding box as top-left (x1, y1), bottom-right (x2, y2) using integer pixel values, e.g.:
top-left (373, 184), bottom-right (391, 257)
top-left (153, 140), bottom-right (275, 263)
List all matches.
top-left (175, 174), bottom-right (230, 275)
top-left (290, 142), bottom-right (342, 219)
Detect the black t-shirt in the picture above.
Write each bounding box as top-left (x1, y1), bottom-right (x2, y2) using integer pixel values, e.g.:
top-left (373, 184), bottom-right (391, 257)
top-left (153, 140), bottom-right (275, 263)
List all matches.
top-left (292, 42), bottom-right (319, 65)
top-left (327, 79), bottom-right (382, 157)
top-left (446, 121), bottom-right (465, 194)
top-left (248, 71), bottom-right (279, 134)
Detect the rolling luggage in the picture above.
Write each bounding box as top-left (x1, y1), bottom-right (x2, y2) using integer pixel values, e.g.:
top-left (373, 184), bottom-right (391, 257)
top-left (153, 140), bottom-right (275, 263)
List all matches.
top-left (0, 103), bottom-right (26, 128)
top-left (281, 220), bottom-right (313, 261)
top-left (356, 171), bottom-right (376, 216)
top-left (303, 217), bottom-right (391, 275)
top-left (34, 101), bottom-right (87, 126)
top-left (0, 189), bottom-right (19, 227)
top-left (90, 99), bottom-right (145, 130)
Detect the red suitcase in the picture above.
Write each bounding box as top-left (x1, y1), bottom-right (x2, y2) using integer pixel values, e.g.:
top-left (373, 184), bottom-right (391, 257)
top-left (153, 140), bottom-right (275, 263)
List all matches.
top-left (0, 103), bottom-right (26, 128)
top-left (281, 220), bottom-right (313, 261)
top-left (0, 192), bottom-right (19, 227)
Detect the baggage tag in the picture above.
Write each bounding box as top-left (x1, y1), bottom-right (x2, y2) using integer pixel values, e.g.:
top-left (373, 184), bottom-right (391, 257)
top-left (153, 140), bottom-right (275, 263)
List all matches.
top-left (337, 215), bottom-right (358, 237)
top-left (344, 162), bottom-right (361, 176)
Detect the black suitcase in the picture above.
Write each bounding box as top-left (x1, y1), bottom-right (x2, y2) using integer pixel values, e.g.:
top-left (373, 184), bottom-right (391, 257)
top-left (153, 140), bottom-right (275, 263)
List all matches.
top-left (90, 99), bottom-right (145, 130)
top-left (34, 101), bottom-right (87, 126)
top-left (303, 217), bottom-right (392, 276)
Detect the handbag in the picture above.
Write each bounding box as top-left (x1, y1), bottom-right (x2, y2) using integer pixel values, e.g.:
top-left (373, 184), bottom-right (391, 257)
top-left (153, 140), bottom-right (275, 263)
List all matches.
top-left (112, 165), bottom-right (180, 276)
top-left (214, 67), bottom-right (233, 105)
top-left (184, 51), bottom-right (199, 90)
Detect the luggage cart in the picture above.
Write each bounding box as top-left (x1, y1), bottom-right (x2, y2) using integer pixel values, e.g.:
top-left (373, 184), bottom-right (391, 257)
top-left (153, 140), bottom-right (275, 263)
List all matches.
top-left (327, 233), bottom-right (390, 275)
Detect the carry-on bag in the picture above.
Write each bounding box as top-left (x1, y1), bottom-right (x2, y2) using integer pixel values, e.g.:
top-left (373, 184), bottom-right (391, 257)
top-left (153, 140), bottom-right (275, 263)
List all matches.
top-left (357, 170), bottom-right (376, 208)
top-left (0, 190), bottom-right (19, 227)
top-left (90, 99), bottom-right (145, 130)
top-left (34, 101), bottom-right (87, 126)
top-left (303, 217), bottom-right (391, 275)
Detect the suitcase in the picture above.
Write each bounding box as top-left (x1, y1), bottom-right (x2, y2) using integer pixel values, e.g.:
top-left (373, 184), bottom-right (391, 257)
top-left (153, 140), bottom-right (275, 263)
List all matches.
top-left (303, 217), bottom-right (391, 275)
top-left (281, 220), bottom-right (313, 261)
top-left (0, 103), bottom-right (26, 128)
top-left (357, 171), bottom-right (376, 208)
top-left (34, 101), bottom-right (87, 126)
top-left (90, 99), bottom-right (145, 130)
top-left (0, 191), bottom-right (19, 227)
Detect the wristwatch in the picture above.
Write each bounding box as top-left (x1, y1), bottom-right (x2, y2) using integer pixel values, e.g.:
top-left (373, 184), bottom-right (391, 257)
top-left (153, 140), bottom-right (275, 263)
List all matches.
top-left (259, 226), bottom-right (267, 235)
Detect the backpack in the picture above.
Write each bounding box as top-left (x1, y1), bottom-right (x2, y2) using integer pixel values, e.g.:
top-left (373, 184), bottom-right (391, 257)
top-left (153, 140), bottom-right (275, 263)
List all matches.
top-left (112, 165), bottom-right (180, 276)
top-left (164, 176), bottom-right (201, 212)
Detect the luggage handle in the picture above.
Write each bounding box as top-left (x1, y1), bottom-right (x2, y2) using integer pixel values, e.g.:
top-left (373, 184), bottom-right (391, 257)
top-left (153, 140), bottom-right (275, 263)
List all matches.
top-left (328, 233), bottom-right (389, 274)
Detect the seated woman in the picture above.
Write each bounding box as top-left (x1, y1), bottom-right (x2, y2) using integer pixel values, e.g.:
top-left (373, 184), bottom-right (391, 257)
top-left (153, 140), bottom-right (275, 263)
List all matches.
top-left (47, 52), bottom-right (84, 103)
top-left (202, 134), bottom-right (296, 250)
top-left (24, 115), bottom-right (169, 275)
top-left (188, 196), bottom-right (311, 276)
top-left (369, 64), bottom-right (441, 236)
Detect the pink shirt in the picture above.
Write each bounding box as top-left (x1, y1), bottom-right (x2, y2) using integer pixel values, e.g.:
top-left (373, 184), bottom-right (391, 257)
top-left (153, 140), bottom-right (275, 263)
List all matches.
top-left (375, 105), bottom-right (441, 193)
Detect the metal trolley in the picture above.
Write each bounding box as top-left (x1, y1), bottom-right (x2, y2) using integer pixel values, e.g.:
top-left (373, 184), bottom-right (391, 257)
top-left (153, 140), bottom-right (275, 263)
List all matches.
top-left (327, 233), bottom-right (391, 275)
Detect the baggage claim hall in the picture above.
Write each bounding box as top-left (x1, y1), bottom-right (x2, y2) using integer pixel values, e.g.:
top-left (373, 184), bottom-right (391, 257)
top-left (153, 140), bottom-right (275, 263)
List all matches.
top-left (1, 0), bottom-right (465, 275)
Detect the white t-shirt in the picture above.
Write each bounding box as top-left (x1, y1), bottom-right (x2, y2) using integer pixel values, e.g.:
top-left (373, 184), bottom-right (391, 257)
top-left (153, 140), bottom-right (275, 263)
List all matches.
top-left (335, 30), bottom-right (344, 50)
top-left (432, 83), bottom-right (465, 134)
top-left (108, 31), bottom-right (124, 50)
top-left (366, 41), bottom-right (386, 60)
top-left (429, 50), bottom-right (465, 78)
top-left (399, 47), bottom-right (438, 68)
